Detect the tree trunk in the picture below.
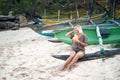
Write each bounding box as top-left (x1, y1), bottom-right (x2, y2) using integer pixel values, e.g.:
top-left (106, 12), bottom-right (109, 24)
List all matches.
top-left (75, 0), bottom-right (79, 18)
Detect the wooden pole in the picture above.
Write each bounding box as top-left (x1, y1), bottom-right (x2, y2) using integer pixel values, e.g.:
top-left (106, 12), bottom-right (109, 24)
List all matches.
top-left (84, 0), bottom-right (86, 4)
top-left (44, 9), bottom-right (46, 19)
top-left (75, 0), bottom-right (79, 18)
top-left (70, 11), bottom-right (72, 19)
top-left (58, 10), bottom-right (60, 21)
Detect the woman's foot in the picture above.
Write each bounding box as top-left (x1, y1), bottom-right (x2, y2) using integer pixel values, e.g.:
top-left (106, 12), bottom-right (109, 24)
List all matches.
top-left (59, 66), bottom-right (66, 71)
top-left (66, 64), bottom-right (73, 71)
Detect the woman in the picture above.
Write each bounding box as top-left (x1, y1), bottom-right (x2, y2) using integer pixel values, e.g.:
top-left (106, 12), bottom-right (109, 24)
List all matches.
top-left (60, 25), bottom-right (88, 71)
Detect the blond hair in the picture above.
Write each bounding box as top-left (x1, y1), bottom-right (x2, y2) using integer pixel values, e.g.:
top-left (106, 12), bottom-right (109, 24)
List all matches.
top-left (74, 25), bottom-right (83, 33)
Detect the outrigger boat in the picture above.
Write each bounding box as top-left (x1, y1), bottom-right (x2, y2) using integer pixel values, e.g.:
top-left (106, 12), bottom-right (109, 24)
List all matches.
top-left (52, 19), bottom-right (120, 61)
top-left (55, 19), bottom-right (120, 45)
top-left (52, 0), bottom-right (120, 61)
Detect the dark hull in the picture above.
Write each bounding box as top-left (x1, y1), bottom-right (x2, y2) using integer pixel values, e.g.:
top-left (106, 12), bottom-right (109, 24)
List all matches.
top-left (52, 49), bottom-right (120, 62)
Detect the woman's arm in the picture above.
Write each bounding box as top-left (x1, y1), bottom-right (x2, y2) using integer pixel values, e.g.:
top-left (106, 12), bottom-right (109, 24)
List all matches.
top-left (74, 35), bottom-right (88, 47)
top-left (66, 31), bottom-right (74, 38)
top-left (78, 41), bottom-right (88, 47)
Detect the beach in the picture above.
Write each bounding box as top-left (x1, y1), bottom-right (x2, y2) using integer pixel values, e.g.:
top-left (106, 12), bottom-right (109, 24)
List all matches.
top-left (0, 27), bottom-right (120, 80)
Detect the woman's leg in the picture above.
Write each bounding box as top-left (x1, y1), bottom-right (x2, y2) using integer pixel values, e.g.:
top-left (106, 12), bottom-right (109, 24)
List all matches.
top-left (67, 51), bottom-right (84, 71)
top-left (60, 50), bottom-right (76, 71)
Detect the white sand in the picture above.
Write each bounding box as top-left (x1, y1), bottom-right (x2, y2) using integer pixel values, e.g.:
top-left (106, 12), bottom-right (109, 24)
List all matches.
top-left (0, 28), bottom-right (120, 80)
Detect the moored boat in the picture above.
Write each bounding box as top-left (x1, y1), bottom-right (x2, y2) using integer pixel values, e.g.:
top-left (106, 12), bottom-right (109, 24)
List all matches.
top-left (55, 22), bottom-right (120, 45)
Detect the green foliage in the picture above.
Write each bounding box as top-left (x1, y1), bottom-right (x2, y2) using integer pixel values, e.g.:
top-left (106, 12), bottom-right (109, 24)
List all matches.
top-left (0, 0), bottom-right (10, 14)
top-left (0, 0), bottom-right (31, 15)
top-left (0, 0), bottom-right (120, 19)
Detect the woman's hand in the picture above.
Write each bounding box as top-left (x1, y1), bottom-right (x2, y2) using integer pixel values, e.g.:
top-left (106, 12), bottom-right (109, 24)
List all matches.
top-left (66, 31), bottom-right (74, 38)
top-left (73, 35), bottom-right (79, 42)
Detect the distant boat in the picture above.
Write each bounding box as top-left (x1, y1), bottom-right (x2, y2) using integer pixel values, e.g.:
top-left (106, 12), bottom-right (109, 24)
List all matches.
top-left (34, 13), bottom-right (107, 26)
top-left (32, 13), bottom-right (108, 37)
top-left (31, 22), bottom-right (70, 37)
top-left (40, 19), bottom-right (62, 25)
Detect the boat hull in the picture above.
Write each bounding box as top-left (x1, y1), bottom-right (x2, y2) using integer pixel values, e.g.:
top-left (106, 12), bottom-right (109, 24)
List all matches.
top-left (55, 25), bottom-right (120, 45)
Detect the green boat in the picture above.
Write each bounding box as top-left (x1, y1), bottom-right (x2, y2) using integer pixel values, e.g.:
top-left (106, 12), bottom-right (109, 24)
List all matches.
top-left (55, 22), bottom-right (120, 45)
